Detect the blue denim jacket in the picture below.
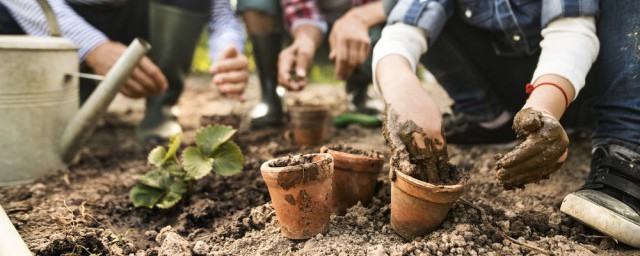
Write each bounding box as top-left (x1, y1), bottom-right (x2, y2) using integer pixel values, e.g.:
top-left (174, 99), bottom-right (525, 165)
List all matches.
top-left (386, 0), bottom-right (599, 56)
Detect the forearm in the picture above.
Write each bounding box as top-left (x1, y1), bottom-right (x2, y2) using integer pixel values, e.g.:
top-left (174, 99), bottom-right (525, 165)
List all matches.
top-left (345, 1), bottom-right (386, 28)
top-left (292, 24), bottom-right (323, 51)
top-left (527, 17), bottom-right (599, 119)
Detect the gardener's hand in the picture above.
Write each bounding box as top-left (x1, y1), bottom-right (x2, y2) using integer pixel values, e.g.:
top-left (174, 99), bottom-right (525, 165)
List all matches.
top-left (278, 24), bottom-right (323, 91)
top-left (329, 13), bottom-right (371, 81)
top-left (211, 46), bottom-right (249, 101)
top-left (378, 55), bottom-right (447, 182)
top-left (494, 108), bottom-right (569, 189)
top-left (85, 40), bottom-right (167, 98)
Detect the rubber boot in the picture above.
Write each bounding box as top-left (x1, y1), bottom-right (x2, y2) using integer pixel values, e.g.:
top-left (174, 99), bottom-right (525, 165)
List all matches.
top-left (249, 33), bottom-right (284, 129)
top-left (136, 2), bottom-right (208, 141)
top-left (345, 70), bottom-right (383, 116)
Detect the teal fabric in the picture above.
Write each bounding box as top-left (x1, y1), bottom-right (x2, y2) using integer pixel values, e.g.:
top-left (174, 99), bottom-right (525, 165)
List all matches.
top-left (236, 0), bottom-right (281, 16)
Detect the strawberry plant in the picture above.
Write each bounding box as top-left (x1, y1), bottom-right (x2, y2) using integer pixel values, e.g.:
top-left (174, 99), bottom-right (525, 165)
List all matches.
top-left (129, 125), bottom-right (243, 209)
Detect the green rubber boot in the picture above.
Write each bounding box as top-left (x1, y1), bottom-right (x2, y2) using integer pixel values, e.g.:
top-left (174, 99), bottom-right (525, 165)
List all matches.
top-left (136, 2), bottom-right (208, 141)
top-left (249, 32), bottom-right (284, 129)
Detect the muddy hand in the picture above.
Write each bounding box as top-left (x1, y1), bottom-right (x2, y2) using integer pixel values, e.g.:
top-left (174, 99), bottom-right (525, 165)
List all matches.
top-left (383, 107), bottom-right (448, 184)
top-left (494, 108), bottom-right (569, 189)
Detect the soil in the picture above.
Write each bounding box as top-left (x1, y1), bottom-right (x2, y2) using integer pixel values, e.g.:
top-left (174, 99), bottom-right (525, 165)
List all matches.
top-left (268, 155), bottom-right (315, 168)
top-left (383, 107), bottom-right (461, 185)
top-left (321, 144), bottom-right (384, 159)
top-left (1, 76), bottom-right (638, 255)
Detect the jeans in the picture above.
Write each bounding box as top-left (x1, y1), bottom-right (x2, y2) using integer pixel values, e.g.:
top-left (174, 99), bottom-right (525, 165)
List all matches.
top-left (590, 0), bottom-right (640, 153)
top-left (421, 0), bottom-right (640, 153)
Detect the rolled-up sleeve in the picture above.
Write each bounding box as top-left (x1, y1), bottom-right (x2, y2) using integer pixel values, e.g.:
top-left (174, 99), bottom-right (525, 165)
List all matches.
top-left (386, 0), bottom-right (453, 46)
top-left (281, 0), bottom-right (328, 34)
top-left (0, 0), bottom-right (108, 60)
top-left (541, 0), bottom-right (599, 27)
top-left (208, 0), bottom-right (246, 61)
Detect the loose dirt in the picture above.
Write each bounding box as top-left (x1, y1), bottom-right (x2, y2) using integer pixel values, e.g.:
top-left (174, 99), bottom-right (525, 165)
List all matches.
top-left (321, 144), bottom-right (384, 159)
top-left (0, 76), bottom-right (638, 255)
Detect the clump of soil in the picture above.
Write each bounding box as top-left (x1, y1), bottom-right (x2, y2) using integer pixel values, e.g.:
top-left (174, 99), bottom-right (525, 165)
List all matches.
top-left (268, 154), bottom-right (315, 168)
top-left (383, 107), bottom-right (464, 185)
top-left (321, 144), bottom-right (384, 159)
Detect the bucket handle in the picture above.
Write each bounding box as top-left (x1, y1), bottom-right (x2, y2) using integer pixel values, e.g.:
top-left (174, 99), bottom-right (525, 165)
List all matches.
top-left (35, 0), bottom-right (61, 37)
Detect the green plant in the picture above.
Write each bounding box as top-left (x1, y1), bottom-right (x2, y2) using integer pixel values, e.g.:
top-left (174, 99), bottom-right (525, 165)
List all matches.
top-left (129, 125), bottom-right (243, 209)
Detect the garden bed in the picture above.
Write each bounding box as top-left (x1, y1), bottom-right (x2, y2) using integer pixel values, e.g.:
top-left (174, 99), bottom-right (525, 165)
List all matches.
top-left (0, 76), bottom-right (637, 255)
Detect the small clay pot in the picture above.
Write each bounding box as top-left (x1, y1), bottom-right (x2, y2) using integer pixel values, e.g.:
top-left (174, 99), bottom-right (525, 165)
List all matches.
top-left (321, 145), bottom-right (384, 215)
top-left (260, 153), bottom-right (334, 239)
top-left (289, 105), bottom-right (330, 146)
top-left (389, 167), bottom-right (465, 239)
top-left (199, 114), bottom-right (241, 129)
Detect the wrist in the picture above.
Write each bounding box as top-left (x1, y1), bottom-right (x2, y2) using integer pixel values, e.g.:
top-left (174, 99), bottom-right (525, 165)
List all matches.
top-left (345, 1), bottom-right (385, 27)
top-left (523, 75), bottom-right (575, 120)
top-left (293, 25), bottom-right (323, 49)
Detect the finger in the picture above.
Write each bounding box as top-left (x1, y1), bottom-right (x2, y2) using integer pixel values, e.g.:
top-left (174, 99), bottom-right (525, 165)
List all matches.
top-left (211, 57), bottom-right (248, 74)
top-left (139, 57), bottom-right (168, 92)
top-left (359, 41), bottom-right (371, 66)
top-left (123, 79), bottom-right (146, 98)
top-left (498, 155), bottom-right (565, 188)
top-left (217, 46), bottom-right (238, 61)
top-left (497, 141), bottom-right (568, 183)
top-left (131, 67), bottom-right (158, 94)
top-left (119, 86), bottom-right (134, 98)
top-left (218, 83), bottom-right (246, 94)
top-left (295, 50), bottom-right (311, 79)
top-left (278, 51), bottom-right (295, 88)
top-left (213, 70), bottom-right (249, 85)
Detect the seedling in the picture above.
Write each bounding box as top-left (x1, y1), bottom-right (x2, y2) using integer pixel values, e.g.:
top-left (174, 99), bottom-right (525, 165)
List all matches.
top-left (129, 125), bottom-right (244, 209)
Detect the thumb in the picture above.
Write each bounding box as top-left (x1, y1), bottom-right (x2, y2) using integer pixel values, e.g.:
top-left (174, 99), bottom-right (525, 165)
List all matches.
top-left (217, 46), bottom-right (238, 61)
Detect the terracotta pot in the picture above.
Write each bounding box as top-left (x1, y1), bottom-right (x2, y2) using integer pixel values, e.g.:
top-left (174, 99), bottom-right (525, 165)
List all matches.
top-left (199, 114), bottom-right (241, 129)
top-left (389, 166), bottom-right (465, 239)
top-left (260, 153), bottom-right (334, 239)
top-left (289, 105), bottom-right (330, 146)
top-left (321, 145), bottom-right (384, 215)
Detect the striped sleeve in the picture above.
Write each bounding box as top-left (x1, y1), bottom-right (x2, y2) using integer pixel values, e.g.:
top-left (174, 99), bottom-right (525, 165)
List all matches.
top-left (0, 0), bottom-right (108, 61)
top-left (208, 0), bottom-right (246, 62)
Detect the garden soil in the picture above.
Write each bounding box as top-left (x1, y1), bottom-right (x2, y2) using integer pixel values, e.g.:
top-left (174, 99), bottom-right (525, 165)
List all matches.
top-left (1, 76), bottom-right (638, 256)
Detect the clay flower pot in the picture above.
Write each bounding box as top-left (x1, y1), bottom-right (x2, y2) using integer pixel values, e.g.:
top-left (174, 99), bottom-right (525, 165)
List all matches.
top-left (389, 166), bottom-right (465, 239)
top-left (200, 114), bottom-right (241, 129)
top-left (289, 104), bottom-right (330, 146)
top-left (260, 153), bottom-right (334, 239)
top-left (321, 145), bottom-right (384, 215)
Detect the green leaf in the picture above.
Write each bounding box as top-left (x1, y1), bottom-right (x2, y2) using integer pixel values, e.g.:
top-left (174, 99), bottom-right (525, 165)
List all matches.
top-left (168, 179), bottom-right (187, 194)
top-left (164, 133), bottom-right (183, 163)
top-left (195, 125), bottom-right (236, 156)
top-left (182, 147), bottom-right (214, 180)
top-left (148, 146), bottom-right (167, 167)
top-left (212, 141), bottom-right (244, 176)
top-left (155, 192), bottom-right (182, 209)
top-left (166, 164), bottom-right (185, 178)
top-left (138, 169), bottom-right (166, 189)
top-left (130, 185), bottom-right (164, 208)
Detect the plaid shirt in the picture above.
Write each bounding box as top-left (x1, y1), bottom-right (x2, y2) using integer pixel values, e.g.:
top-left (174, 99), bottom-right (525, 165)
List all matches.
top-left (282, 0), bottom-right (376, 34)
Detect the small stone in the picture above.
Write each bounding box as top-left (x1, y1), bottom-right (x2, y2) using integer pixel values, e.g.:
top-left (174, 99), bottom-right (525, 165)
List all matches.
top-left (367, 244), bottom-right (387, 256)
top-left (158, 233), bottom-right (190, 256)
top-left (504, 210), bottom-right (516, 218)
top-left (491, 243), bottom-right (503, 251)
top-left (192, 240), bottom-right (210, 256)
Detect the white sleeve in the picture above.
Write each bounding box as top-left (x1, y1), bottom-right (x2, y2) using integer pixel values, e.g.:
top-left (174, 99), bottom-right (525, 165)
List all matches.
top-left (371, 23), bottom-right (428, 93)
top-left (0, 0), bottom-right (108, 61)
top-left (531, 17), bottom-right (599, 100)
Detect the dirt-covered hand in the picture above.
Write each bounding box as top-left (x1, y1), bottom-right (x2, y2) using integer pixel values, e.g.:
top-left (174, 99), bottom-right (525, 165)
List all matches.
top-left (494, 108), bottom-right (569, 189)
top-left (384, 107), bottom-right (450, 184)
top-left (278, 32), bottom-right (319, 91)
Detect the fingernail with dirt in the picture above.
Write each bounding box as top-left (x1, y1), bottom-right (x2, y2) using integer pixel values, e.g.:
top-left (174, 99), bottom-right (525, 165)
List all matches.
top-left (383, 107), bottom-right (467, 239)
top-left (260, 153), bottom-right (333, 239)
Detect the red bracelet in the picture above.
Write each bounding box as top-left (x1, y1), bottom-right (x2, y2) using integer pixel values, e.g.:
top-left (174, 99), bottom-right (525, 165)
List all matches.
top-left (526, 82), bottom-right (569, 109)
